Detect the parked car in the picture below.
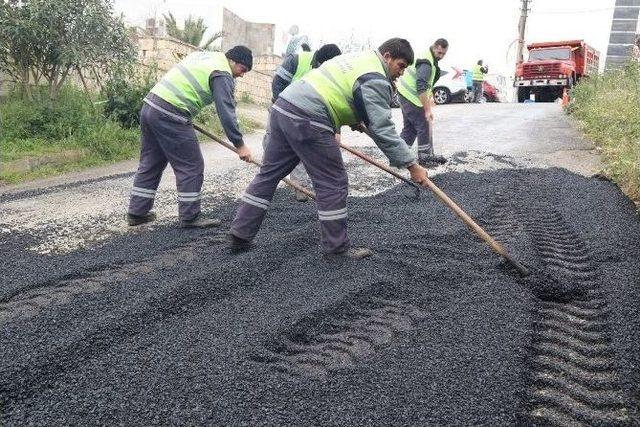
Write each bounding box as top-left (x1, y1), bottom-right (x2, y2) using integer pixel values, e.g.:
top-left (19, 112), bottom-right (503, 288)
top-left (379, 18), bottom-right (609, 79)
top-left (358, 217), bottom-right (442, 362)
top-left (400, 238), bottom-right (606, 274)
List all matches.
top-left (390, 66), bottom-right (469, 106)
top-left (482, 81), bottom-right (500, 102)
top-left (432, 66), bottom-right (468, 104)
top-left (462, 70), bottom-right (501, 103)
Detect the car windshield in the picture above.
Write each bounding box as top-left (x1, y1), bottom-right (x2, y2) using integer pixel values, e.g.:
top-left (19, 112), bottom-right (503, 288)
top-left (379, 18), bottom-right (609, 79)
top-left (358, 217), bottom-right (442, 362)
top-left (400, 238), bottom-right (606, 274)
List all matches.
top-left (528, 48), bottom-right (571, 61)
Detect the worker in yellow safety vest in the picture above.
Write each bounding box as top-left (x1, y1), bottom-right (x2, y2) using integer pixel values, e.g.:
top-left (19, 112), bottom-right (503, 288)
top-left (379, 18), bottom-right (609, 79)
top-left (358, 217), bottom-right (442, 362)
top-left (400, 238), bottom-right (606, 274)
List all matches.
top-left (397, 38), bottom-right (449, 166)
top-left (230, 38), bottom-right (430, 259)
top-left (127, 46), bottom-right (253, 228)
top-left (266, 44), bottom-right (342, 202)
top-left (471, 59), bottom-right (489, 103)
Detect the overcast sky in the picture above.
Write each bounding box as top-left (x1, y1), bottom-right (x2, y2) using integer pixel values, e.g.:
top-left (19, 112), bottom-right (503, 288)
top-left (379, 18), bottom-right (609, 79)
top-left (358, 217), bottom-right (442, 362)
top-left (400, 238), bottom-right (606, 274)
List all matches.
top-left (113, 0), bottom-right (622, 75)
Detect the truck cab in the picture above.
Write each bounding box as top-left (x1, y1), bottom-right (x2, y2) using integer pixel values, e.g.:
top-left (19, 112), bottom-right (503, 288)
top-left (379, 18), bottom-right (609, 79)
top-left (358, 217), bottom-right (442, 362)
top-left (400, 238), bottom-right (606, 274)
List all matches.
top-left (514, 40), bottom-right (599, 102)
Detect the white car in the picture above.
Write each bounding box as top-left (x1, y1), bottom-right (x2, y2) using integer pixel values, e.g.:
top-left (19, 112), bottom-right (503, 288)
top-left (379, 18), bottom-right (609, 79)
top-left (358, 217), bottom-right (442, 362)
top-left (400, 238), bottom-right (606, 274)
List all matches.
top-left (432, 66), bottom-right (468, 105)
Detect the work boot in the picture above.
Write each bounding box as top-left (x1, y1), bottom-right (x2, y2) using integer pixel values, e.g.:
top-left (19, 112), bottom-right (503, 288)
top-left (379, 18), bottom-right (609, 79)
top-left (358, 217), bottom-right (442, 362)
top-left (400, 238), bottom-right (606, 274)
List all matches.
top-left (127, 212), bottom-right (157, 226)
top-left (332, 247), bottom-right (374, 260)
top-left (295, 190), bottom-right (310, 202)
top-left (228, 233), bottom-right (254, 251)
top-left (180, 213), bottom-right (222, 229)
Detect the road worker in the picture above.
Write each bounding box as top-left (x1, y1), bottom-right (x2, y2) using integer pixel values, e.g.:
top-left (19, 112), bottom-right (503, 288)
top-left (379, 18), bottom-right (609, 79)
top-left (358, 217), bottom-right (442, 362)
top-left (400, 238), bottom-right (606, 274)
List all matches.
top-left (397, 38), bottom-right (449, 167)
top-left (472, 59), bottom-right (489, 103)
top-left (266, 43), bottom-right (342, 202)
top-left (127, 46), bottom-right (253, 228)
top-left (230, 38), bottom-right (430, 259)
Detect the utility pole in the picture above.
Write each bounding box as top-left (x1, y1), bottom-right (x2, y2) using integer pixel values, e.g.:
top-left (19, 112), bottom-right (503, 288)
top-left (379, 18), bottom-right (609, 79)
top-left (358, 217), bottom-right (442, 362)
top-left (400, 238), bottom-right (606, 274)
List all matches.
top-left (516, 0), bottom-right (531, 64)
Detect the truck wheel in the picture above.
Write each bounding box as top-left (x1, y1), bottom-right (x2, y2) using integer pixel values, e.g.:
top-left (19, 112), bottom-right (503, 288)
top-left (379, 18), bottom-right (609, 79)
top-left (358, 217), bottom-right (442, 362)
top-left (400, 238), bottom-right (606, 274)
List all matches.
top-left (517, 87), bottom-right (529, 103)
top-left (433, 87), bottom-right (451, 105)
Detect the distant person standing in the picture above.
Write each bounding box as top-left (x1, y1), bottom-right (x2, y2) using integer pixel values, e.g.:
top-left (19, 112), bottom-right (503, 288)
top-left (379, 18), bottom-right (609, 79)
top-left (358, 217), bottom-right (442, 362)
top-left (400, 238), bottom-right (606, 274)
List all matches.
top-left (472, 60), bottom-right (488, 103)
top-left (396, 38), bottom-right (449, 167)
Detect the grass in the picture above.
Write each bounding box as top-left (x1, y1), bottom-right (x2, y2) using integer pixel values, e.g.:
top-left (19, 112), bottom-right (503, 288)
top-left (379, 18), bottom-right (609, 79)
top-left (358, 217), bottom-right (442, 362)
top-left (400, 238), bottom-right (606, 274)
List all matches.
top-left (568, 61), bottom-right (640, 203)
top-left (0, 86), bottom-right (262, 185)
top-left (0, 87), bottom-right (140, 184)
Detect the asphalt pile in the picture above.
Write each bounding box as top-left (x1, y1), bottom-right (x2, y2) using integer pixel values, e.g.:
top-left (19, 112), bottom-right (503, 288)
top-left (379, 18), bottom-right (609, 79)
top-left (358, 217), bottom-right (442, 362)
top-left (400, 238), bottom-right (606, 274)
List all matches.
top-left (1, 166), bottom-right (639, 425)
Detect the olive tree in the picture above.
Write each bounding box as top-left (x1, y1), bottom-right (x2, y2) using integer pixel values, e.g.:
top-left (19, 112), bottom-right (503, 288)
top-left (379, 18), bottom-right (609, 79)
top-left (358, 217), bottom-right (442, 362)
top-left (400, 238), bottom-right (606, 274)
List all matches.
top-left (0, 0), bottom-right (136, 100)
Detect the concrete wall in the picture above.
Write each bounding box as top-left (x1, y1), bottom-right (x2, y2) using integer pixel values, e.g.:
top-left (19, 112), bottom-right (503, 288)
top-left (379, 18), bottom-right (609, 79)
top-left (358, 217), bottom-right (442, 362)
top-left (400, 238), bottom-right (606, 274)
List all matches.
top-left (221, 8), bottom-right (274, 55)
top-left (0, 36), bottom-right (281, 107)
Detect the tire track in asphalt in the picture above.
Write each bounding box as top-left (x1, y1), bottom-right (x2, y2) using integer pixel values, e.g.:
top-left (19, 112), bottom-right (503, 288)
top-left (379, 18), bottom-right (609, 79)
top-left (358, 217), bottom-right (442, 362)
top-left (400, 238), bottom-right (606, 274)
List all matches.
top-left (481, 183), bottom-right (636, 426)
top-left (251, 284), bottom-right (428, 380)
top-left (521, 207), bottom-right (633, 426)
top-left (0, 233), bottom-right (228, 324)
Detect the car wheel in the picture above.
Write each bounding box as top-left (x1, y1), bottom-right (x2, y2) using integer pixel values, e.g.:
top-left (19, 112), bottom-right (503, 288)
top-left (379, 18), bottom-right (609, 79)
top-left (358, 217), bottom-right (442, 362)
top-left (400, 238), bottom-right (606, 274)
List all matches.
top-left (479, 95), bottom-right (487, 103)
top-left (433, 87), bottom-right (451, 105)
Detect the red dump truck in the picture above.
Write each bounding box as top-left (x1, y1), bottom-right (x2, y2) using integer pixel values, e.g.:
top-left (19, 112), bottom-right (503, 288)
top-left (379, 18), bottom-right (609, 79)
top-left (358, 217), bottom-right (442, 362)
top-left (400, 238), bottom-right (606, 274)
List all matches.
top-left (514, 40), bottom-right (600, 102)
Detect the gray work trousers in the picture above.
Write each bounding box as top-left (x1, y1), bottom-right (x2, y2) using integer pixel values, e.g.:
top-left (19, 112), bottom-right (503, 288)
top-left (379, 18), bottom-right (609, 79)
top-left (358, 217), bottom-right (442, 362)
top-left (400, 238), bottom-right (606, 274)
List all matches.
top-left (399, 94), bottom-right (433, 156)
top-left (231, 99), bottom-right (350, 253)
top-left (262, 106), bottom-right (311, 187)
top-left (472, 81), bottom-right (484, 103)
top-left (128, 101), bottom-right (204, 221)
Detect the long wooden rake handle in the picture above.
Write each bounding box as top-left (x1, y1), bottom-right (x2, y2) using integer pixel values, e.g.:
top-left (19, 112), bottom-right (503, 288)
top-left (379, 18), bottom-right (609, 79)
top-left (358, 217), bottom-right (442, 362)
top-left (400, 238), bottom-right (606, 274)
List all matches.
top-left (338, 142), bottom-right (530, 277)
top-left (193, 123), bottom-right (316, 200)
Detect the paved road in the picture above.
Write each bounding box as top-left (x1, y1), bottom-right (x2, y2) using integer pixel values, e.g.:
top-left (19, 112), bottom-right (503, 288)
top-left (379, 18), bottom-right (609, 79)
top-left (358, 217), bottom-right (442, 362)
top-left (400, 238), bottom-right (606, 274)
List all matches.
top-left (3, 103), bottom-right (634, 426)
top-left (0, 103), bottom-right (600, 255)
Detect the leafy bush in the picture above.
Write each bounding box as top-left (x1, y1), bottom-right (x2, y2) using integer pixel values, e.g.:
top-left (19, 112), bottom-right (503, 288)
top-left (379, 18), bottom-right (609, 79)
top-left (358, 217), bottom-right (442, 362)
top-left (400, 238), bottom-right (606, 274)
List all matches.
top-left (1, 86), bottom-right (97, 141)
top-left (102, 65), bottom-right (158, 128)
top-left (569, 61), bottom-right (640, 202)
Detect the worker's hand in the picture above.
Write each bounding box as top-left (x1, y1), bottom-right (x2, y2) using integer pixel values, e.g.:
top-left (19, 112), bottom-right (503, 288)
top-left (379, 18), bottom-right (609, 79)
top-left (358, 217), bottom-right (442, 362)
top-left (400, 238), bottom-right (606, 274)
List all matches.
top-left (425, 110), bottom-right (434, 122)
top-left (350, 122), bottom-right (366, 133)
top-left (408, 163), bottom-right (429, 186)
top-left (236, 144), bottom-right (252, 162)
top-left (335, 133), bottom-right (341, 143)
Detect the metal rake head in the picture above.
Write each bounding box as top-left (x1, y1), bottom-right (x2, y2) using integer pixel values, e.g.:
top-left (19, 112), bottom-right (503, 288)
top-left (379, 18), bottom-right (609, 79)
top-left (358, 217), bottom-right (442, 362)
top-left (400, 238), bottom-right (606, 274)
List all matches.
top-left (402, 182), bottom-right (421, 200)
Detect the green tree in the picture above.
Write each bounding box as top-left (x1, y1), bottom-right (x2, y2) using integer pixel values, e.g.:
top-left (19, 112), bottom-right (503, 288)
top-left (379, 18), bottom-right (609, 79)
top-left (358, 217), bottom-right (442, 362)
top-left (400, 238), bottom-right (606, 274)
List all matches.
top-left (163, 12), bottom-right (223, 50)
top-left (0, 0), bottom-right (136, 101)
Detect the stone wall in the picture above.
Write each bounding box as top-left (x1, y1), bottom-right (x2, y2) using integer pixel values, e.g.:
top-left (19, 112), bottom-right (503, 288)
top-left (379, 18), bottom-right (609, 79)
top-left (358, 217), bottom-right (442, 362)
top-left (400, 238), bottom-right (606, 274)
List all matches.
top-left (0, 71), bottom-right (13, 98)
top-left (221, 8), bottom-right (274, 55)
top-left (234, 54), bottom-right (280, 105)
top-left (0, 38), bottom-right (281, 106)
top-left (137, 36), bottom-right (199, 72)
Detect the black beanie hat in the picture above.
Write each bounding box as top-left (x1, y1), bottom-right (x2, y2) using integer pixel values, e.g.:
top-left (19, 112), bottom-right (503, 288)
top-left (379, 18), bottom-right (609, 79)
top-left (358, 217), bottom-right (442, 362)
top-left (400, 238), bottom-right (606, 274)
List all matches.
top-left (226, 45), bottom-right (253, 71)
top-left (315, 44), bottom-right (342, 66)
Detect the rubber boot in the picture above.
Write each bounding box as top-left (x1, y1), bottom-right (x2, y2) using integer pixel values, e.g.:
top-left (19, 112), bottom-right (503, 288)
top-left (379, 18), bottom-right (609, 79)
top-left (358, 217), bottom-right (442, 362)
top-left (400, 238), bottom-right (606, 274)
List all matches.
top-left (228, 233), bottom-right (254, 251)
